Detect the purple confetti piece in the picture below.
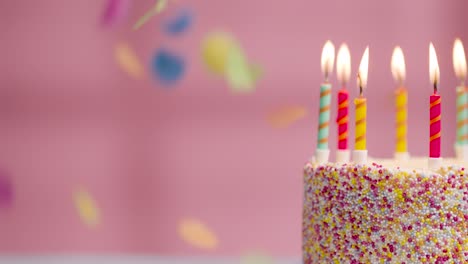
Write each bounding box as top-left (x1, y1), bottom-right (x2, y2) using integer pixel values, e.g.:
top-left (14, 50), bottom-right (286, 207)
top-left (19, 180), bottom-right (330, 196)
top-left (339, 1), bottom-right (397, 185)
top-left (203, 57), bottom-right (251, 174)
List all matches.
top-left (101, 0), bottom-right (132, 27)
top-left (0, 171), bottom-right (13, 209)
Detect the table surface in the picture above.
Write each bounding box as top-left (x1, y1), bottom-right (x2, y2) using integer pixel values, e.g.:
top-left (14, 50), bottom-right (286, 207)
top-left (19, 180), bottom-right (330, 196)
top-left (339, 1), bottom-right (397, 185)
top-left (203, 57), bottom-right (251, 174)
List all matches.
top-left (0, 256), bottom-right (301, 264)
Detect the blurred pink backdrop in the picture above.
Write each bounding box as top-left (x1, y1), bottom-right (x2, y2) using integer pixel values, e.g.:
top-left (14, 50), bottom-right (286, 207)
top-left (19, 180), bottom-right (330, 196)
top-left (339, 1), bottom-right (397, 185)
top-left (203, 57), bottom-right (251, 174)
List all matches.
top-left (1, 0), bottom-right (468, 256)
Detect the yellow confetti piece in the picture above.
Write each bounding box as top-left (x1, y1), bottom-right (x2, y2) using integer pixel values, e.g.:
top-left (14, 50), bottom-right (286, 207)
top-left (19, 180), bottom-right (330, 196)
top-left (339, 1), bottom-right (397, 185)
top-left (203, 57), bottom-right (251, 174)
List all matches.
top-left (268, 106), bottom-right (307, 128)
top-left (240, 252), bottom-right (273, 264)
top-left (114, 42), bottom-right (145, 79)
top-left (201, 32), bottom-right (236, 75)
top-left (73, 188), bottom-right (101, 228)
top-left (178, 218), bottom-right (218, 250)
top-left (133, 0), bottom-right (168, 30)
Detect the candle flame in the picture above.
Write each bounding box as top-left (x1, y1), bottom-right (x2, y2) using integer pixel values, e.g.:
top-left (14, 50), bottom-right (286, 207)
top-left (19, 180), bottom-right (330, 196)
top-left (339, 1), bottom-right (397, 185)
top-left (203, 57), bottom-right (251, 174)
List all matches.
top-left (321, 40), bottom-right (335, 81)
top-left (429, 42), bottom-right (440, 89)
top-left (357, 46), bottom-right (369, 92)
top-left (336, 43), bottom-right (351, 85)
top-left (391, 46), bottom-right (406, 85)
top-left (453, 38), bottom-right (467, 83)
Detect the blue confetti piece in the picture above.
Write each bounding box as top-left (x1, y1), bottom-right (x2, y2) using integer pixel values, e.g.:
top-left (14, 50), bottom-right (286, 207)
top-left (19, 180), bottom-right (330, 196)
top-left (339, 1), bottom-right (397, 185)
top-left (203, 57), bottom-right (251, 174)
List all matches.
top-left (151, 49), bottom-right (186, 85)
top-left (164, 9), bottom-right (193, 36)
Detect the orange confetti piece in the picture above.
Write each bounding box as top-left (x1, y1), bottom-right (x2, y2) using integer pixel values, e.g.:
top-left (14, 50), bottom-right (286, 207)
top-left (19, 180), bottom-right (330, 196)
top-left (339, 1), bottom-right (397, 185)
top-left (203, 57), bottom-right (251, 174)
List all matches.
top-left (73, 188), bottom-right (101, 228)
top-left (268, 106), bottom-right (307, 128)
top-left (114, 42), bottom-right (145, 79)
top-left (178, 218), bottom-right (218, 250)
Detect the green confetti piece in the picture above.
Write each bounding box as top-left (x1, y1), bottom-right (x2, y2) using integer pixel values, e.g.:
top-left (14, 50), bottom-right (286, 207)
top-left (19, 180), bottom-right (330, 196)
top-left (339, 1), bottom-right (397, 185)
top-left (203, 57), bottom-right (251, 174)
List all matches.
top-left (133, 0), bottom-right (168, 30)
top-left (225, 44), bottom-right (255, 93)
top-left (155, 0), bottom-right (168, 14)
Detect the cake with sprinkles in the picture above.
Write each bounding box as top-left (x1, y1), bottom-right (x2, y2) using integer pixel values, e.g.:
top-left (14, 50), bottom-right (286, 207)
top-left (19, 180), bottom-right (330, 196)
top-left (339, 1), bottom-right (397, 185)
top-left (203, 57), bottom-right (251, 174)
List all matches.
top-left (302, 160), bottom-right (468, 263)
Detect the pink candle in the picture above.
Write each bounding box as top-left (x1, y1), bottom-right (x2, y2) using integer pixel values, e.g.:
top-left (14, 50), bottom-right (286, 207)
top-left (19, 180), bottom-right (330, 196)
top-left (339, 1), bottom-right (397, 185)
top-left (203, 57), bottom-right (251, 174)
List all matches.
top-left (337, 89), bottom-right (349, 150)
top-left (429, 94), bottom-right (441, 158)
top-left (429, 43), bottom-right (441, 159)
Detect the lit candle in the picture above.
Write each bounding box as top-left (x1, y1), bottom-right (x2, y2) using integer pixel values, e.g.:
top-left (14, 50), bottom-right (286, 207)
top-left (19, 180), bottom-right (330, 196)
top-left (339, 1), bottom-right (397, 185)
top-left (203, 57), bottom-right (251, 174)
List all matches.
top-left (353, 46), bottom-right (369, 164)
top-left (336, 44), bottom-right (351, 163)
top-left (315, 41), bottom-right (335, 164)
top-left (429, 43), bottom-right (442, 169)
top-left (391, 46), bottom-right (409, 161)
top-left (453, 38), bottom-right (468, 160)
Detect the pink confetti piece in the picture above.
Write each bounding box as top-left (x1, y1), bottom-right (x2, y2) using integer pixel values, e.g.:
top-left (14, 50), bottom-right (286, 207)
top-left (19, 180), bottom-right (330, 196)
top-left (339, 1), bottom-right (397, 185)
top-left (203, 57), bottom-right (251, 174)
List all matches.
top-left (0, 171), bottom-right (13, 209)
top-left (101, 0), bottom-right (132, 27)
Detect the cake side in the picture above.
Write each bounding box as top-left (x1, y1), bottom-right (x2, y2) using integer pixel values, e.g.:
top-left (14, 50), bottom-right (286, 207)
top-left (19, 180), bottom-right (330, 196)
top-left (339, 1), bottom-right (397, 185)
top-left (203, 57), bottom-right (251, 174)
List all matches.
top-left (303, 162), bottom-right (468, 263)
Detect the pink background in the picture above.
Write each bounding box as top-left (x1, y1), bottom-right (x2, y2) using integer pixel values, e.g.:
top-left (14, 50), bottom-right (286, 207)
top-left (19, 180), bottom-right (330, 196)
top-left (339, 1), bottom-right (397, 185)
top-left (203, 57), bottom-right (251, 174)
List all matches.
top-left (1, 0), bottom-right (468, 256)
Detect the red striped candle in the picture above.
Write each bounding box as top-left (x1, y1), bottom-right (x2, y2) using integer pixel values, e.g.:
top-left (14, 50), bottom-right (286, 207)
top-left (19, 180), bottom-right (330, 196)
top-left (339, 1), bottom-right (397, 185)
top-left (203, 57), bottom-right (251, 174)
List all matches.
top-left (429, 43), bottom-right (441, 160)
top-left (430, 94), bottom-right (441, 158)
top-left (337, 89), bottom-right (349, 150)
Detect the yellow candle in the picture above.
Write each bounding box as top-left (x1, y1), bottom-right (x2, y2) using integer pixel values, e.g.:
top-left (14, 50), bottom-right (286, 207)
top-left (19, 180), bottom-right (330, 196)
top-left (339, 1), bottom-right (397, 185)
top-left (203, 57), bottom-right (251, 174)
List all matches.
top-left (391, 47), bottom-right (408, 154)
top-left (355, 96), bottom-right (367, 150)
top-left (354, 47), bottom-right (369, 151)
top-left (395, 88), bottom-right (408, 153)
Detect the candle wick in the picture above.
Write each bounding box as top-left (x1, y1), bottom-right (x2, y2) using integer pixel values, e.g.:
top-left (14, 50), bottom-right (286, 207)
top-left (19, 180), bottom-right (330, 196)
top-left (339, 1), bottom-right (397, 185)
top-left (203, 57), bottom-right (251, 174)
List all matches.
top-left (433, 83), bottom-right (438, 94)
top-left (357, 73), bottom-right (363, 96)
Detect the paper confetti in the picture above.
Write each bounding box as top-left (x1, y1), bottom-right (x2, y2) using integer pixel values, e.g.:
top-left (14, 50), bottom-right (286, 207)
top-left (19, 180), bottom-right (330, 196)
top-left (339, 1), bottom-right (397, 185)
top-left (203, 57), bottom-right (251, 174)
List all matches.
top-left (240, 252), bottom-right (274, 264)
top-left (73, 188), bottom-right (101, 228)
top-left (133, 0), bottom-right (168, 30)
top-left (164, 9), bottom-right (193, 36)
top-left (202, 32), bottom-right (236, 75)
top-left (115, 42), bottom-right (145, 79)
top-left (178, 218), bottom-right (218, 250)
top-left (268, 106), bottom-right (307, 128)
top-left (0, 171), bottom-right (13, 209)
top-left (151, 49), bottom-right (185, 85)
top-left (101, 0), bottom-right (132, 27)
top-left (225, 43), bottom-right (255, 93)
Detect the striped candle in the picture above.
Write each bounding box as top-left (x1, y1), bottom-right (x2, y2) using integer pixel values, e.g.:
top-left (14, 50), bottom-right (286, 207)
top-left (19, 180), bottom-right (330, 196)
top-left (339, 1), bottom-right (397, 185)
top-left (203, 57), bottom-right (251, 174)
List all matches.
top-left (354, 96), bottom-right (367, 150)
top-left (430, 94), bottom-right (441, 158)
top-left (395, 88), bottom-right (408, 153)
top-left (337, 89), bottom-right (349, 150)
top-left (317, 83), bottom-right (332, 149)
top-left (456, 87), bottom-right (468, 145)
top-left (429, 43), bottom-right (441, 159)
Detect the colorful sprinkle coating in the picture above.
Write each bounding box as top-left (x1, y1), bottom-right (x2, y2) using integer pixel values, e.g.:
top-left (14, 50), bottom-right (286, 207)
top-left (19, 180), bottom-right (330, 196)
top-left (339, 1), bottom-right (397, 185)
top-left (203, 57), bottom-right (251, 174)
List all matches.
top-left (303, 162), bottom-right (468, 263)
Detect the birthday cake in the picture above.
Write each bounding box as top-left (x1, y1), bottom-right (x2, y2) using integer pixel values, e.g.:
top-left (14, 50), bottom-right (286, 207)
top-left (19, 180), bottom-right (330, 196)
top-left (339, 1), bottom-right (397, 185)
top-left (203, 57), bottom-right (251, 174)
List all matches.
top-left (302, 39), bottom-right (468, 263)
top-left (302, 159), bottom-right (468, 263)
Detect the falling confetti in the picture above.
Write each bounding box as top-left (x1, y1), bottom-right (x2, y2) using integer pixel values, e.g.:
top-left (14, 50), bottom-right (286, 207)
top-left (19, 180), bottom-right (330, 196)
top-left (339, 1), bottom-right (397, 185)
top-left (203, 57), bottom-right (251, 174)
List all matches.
top-left (101, 0), bottom-right (132, 27)
top-left (202, 32), bottom-right (263, 92)
top-left (178, 218), bottom-right (218, 250)
top-left (151, 49), bottom-right (185, 85)
top-left (201, 32), bottom-right (236, 75)
top-left (240, 252), bottom-right (274, 264)
top-left (115, 42), bottom-right (145, 79)
top-left (268, 106), bottom-right (307, 128)
top-left (225, 43), bottom-right (255, 93)
top-left (133, 0), bottom-right (169, 30)
top-left (164, 9), bottom-right (193, 36)
top-left (0, 171), bottom-right (13, 209)
top-left (73, 188), bottom-right (101, 228)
